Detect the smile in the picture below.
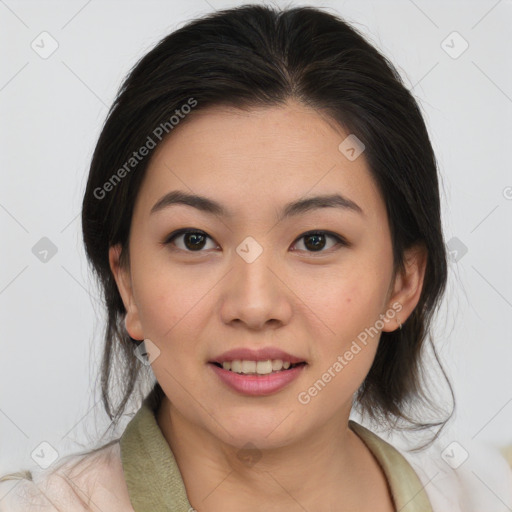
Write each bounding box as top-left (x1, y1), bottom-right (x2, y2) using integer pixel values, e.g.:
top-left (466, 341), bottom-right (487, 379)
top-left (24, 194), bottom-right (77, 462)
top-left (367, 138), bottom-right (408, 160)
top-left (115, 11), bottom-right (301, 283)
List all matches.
top-left (208, 360), bottom-right (307, 396)
top-left (212, 359), bottom-right (306, 375)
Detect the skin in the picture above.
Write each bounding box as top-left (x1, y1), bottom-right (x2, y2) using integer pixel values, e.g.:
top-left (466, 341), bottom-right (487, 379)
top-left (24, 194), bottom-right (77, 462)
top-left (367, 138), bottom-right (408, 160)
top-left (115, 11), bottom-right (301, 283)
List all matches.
top-left (109, 99), bottom-right (427, 512)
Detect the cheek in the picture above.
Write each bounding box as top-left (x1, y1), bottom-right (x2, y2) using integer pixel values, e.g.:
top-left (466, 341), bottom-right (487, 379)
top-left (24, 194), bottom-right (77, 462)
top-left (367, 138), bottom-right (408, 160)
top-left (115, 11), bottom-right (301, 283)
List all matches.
top-left (304, 261), bottom-right (390, 343)
top-left (130, 244), bottom-right (215, 338)
top-left (298, 277), bottom-right (383, 409)
top-left (128, 263), bottom-right (216, 385)
top-left (297, 260), bottom-right (391, 399)
top-left (133, 262), bottom-right (213, 406)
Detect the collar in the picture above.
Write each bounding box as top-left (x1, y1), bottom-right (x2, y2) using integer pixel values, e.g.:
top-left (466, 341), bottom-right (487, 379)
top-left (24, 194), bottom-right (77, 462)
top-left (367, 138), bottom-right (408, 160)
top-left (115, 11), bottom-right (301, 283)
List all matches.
top-left (120, 391), bottom-right (432, 512)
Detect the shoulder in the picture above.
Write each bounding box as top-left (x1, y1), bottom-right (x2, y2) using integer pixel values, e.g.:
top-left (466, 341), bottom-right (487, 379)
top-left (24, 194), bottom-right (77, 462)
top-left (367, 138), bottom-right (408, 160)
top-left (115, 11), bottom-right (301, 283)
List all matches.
top-left (0, 442), bottom-right (133, 512)
top-left (398, 435), bottom-right (512, 512)
top-left (501, 444), bottom-right (512, 470)
top-left (351, 420), bottom-right (512, 511)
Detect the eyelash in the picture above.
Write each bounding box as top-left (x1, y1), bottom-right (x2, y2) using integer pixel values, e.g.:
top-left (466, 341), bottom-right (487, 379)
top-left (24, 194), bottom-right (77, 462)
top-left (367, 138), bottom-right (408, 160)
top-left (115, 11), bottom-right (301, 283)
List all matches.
top-left (163, 228), bottom-right (348, 254)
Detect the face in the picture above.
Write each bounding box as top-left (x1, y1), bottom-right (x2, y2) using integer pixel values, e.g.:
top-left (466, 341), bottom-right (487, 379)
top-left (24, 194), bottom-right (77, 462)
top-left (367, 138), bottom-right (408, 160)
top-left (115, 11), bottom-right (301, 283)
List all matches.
top-left (110, 100), bottom-right (426, 450)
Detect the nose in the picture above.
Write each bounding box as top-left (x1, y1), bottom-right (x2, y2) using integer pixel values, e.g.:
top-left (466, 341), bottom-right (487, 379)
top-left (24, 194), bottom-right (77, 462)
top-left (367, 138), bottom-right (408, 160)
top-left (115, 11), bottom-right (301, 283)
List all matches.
top-left (219, 249), bottom-right (293, 331)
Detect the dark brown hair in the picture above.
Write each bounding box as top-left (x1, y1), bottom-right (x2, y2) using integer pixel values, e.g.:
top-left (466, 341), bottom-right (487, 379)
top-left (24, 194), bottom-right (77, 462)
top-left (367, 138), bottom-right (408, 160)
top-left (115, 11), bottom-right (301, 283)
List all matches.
top-left (81, 4), bottom-right (453, 447)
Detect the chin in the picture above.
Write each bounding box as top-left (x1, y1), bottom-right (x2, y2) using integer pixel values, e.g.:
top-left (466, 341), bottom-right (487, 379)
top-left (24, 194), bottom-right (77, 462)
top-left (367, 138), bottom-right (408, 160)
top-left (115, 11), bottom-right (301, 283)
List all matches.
top-left (205, 410), bottom-right (305, 451)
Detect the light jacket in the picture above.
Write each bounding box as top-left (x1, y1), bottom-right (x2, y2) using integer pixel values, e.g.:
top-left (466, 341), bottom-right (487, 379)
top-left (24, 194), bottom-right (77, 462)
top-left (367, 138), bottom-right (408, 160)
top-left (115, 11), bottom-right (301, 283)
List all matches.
top-left (1, 388), bottom-right (511, 511)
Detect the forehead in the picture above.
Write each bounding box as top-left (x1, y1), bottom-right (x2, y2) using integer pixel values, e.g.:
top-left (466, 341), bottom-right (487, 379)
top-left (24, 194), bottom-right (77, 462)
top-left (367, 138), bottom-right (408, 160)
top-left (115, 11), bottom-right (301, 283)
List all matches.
top-left (134, 101), bottom-right (385, 224)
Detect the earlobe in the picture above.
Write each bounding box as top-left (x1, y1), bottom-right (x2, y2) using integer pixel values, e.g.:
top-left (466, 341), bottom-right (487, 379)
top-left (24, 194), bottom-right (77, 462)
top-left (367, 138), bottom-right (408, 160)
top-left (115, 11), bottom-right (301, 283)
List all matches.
top-left (108, 244), bottom-right (144, 340)
top-left (382, 244), bottom-right (428, 333)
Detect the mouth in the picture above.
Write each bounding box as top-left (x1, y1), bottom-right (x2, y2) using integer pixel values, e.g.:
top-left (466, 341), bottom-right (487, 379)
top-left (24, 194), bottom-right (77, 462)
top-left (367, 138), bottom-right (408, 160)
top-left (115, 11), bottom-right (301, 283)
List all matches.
top-left (208, 348), bottom-right (308, 395)
top-left (209, 360), bottom-right (308, 375)
top-left (208, 357), bottom-right (308, 396)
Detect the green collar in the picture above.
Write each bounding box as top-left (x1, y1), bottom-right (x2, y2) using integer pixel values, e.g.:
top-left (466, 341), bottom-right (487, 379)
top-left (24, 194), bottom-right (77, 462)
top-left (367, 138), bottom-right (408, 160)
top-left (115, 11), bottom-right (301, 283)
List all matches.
top-left (120, 392), bottom-right (432, 512)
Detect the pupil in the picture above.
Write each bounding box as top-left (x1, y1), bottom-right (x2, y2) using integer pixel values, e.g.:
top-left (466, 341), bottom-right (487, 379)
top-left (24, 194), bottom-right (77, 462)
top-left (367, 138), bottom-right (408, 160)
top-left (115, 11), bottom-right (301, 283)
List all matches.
top-left (185, 232), bottom-right (206, 250)
top-left (305, 234), bottom-right (325, 251)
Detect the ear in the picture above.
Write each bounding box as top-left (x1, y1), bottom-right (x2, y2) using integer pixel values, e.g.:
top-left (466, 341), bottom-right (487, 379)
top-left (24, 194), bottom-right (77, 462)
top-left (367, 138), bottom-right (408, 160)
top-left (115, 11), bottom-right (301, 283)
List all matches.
top-left (381, 243), bottom-right (428, 333)
top-left (108, 244), bottom-right (144, 341)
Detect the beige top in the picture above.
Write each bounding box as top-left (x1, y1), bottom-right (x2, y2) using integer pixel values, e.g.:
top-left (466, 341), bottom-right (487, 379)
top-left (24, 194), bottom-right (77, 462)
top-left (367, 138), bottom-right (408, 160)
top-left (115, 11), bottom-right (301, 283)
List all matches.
top-left (0, 390), bottom-right (434, 511)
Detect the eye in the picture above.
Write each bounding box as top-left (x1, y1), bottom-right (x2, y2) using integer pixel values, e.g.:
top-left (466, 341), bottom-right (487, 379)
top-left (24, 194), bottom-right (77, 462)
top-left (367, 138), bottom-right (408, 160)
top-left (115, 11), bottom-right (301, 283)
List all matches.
top-left (291, 230), bottom-right (347, 253)
top-left (163, 228), bottom-right (347, 253)
top-left (164, 229), bottom-right (217, 252)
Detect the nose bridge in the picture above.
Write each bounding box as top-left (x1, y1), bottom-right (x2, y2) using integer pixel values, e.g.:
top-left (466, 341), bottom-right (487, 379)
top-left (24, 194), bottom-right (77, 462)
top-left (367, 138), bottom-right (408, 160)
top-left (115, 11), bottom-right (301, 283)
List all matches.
top-left (235, 241), bottom-right (274, 292)
top-left (220, 237), bottom-right (292, 329)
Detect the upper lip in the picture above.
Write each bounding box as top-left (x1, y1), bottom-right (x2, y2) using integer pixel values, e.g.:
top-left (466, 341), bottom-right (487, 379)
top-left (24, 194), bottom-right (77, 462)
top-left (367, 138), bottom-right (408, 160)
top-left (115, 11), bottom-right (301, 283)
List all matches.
top-left (210, 347), bottom-right (306, 365)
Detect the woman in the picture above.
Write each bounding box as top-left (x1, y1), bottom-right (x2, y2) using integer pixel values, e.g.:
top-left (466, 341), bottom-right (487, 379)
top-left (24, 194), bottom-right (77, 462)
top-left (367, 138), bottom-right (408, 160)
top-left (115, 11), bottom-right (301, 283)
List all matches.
top-left (2, 4), bottom-right (511, 511)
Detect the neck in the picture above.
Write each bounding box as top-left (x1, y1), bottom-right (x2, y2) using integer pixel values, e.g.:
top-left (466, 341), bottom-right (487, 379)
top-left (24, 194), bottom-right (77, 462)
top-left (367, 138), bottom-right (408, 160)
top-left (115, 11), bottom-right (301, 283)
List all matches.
top-left (156, 397), bottom-right (392, 512)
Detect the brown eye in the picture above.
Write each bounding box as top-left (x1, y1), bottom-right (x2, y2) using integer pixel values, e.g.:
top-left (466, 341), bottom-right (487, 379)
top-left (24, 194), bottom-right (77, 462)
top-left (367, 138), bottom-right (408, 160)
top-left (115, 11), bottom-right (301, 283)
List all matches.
top-left (164, 229), bottom-right (347, 254)
top-left (165, 229), bottom-right (216, 252)
top-left (292, 231), bottom-right (346, 253)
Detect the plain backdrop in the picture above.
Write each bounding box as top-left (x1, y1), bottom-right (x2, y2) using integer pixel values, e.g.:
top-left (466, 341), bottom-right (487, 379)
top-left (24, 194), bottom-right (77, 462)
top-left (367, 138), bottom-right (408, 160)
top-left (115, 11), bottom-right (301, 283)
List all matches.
top-left (1, 0), bottom-right (511, 480)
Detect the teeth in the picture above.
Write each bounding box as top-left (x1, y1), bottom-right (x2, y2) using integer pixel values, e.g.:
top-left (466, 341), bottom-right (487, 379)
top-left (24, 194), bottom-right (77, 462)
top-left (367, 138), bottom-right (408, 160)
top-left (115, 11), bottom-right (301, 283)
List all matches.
top-left (219, 359), bottom-right (299, 374)
top-left (242, 360), bottom-right (256, 373)
top-left (256, 360), bottom-right (272, 374)
top-left (272, 359), bottom-right (283, 371)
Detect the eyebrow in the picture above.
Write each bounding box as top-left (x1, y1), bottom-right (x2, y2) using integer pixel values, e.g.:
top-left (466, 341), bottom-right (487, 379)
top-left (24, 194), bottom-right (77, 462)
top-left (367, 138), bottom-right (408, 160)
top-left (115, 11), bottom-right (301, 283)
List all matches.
top-left (150, 190), bottom-right (364, 220)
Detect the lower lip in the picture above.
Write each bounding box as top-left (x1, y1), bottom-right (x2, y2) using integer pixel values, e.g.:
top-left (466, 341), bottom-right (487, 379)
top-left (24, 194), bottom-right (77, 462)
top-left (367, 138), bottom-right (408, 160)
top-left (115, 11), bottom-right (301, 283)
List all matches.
top-left (209, 363), bottom-right (306, 396)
